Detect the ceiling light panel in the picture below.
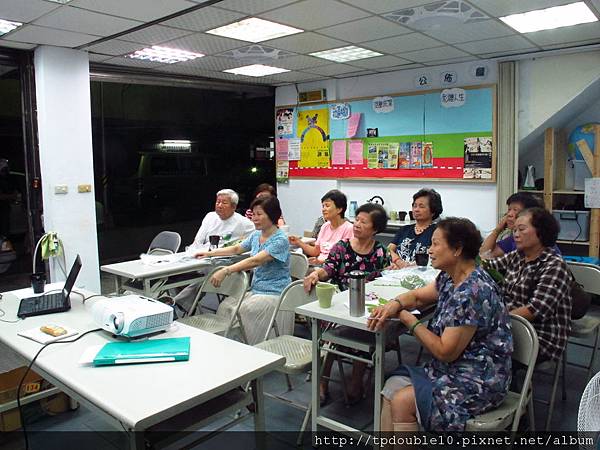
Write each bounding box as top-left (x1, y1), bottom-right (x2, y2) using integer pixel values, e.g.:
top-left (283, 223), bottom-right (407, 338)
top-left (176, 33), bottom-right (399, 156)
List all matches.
top-left (500, 2), bottom-right (597, 33)
top-left (0, 19), bottom-right (22, 36)
top-left (127, 45), bottom-right (204, 64)
top-left (207, 17), bottom-right (302, 42)
top-left (224, 63), bottom-right (290, 76)
top-left (310, 46), bottom-right (383, 62)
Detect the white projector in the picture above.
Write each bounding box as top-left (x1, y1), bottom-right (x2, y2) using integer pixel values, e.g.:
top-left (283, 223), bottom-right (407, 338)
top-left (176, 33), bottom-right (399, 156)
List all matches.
top-left (92, 295), bottom-right (173, 338)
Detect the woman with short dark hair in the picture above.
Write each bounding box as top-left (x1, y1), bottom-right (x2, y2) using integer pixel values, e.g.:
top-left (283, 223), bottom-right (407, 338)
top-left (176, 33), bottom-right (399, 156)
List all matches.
top-left (369, 217), bottom-right (512, 432)
top-left (195, 196), bottom-right (291, 345)
top-left (485, 207), bottom-right (572, 363)
top-left (304, 203), bottom-right (391, 403)
top-left (289, 189), bottom-right (353, 264)
top-left (388, 188), bottom-right (443, 269)
top-left (245, 183), bottom-right (286, 226)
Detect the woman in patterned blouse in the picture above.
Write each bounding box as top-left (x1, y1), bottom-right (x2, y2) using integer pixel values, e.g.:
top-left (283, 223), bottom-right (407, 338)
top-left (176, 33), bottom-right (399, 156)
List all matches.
top-left (369, 217), bottom-right (513, 432)
top-left (304, 202), bottom-right (390, 404)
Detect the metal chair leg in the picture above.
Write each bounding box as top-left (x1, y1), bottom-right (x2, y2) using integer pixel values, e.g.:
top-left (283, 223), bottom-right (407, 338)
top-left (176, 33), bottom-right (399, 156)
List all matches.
top-left (544, 359), bottom-right (562, 431)
top-left (336, 357), bottom-right (350, 406)
top-left (415, 346), bottom-right (424, 365)
top-left (561, 355), bottom-right (566, 401)
top-left (297, 402), bottom-right (311, 446)
top-left (285, 374), bottom-right (293, 391)
top-left (528, 394), bottom-right (536, 431)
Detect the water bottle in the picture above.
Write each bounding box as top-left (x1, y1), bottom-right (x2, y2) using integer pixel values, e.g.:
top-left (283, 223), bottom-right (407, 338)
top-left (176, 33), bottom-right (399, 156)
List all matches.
top-left (349, 201), bottom-right (358, 218)
top-left (348, 270), bottom-right (366, 317)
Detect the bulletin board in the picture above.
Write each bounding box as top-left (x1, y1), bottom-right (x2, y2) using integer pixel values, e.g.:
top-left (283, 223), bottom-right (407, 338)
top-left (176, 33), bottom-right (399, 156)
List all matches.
top-left (274, 85), bottom-right (496, 182)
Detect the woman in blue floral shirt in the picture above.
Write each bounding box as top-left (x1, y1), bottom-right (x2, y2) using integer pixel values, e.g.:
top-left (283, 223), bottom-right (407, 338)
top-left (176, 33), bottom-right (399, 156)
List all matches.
top-left (305, 203), bottom-right (390, 404)
top-left (369, 217), bottom-right (512, 432)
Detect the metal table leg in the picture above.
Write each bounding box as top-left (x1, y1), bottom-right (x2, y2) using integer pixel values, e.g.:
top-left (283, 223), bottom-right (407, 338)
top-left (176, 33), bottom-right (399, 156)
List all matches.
top-left (311, 318), bottom-right (322, 432)
top-left (373, 328), bottom-right (385, 432)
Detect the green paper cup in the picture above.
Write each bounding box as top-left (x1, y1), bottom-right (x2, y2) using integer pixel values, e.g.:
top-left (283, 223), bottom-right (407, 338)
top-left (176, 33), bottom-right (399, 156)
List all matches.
top-left (316, 282), bottom-right (336, 308)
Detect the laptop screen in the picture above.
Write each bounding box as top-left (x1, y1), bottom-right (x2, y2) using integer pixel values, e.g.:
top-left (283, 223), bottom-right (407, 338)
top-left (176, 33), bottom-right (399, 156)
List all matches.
top-left (62, 255), bottom-right (82, 299)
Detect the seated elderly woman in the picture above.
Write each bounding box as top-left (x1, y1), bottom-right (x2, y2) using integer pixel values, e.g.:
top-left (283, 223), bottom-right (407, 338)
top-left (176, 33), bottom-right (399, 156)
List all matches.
top-left (304, 203), bottom-right (390, 404)
top-left (289, 189), bottom-right (353, 265)
top-left (484, 207), bottom-right (572, 364)
top-left (388, 188), bottom-right (443, 269)
top-left (368, 217), bottom-right (512, 432)
top-left (480, 192), bottom-right (541, 258)
top-left (195, 195), bottom-right (291, 345)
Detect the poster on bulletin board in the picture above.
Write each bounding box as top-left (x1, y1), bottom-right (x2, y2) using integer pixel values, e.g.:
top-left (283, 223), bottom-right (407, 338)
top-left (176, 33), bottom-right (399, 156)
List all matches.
top-left (275, 84), bottom-right (496, 182)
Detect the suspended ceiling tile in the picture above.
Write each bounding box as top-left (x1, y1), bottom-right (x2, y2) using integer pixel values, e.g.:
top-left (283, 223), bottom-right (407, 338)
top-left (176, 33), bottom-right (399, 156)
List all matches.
top-left (103, 56), bottom-right (164, 68)
top-left (85, 39), bottom-right (146, 55)
top-left (179, 55), bottom-right (243, 71)
top-left (120, 25), bottom-right (192, 45)
top-left (377, 63), bottom-right (425, 72)
top-left (69, 0), bottom-right (196, 22)
top-left (317, 16), bottom-right (412, 43)
top-left (86, 52), bottom-right (112, 62)
top-left (422, 56), bottom-right (479, 66)
top-left (399, 46), bottom-right (470, 63)
top-left (479, 47), bottom-right (538, 58)
top-left (0, 0), bottom-right (59, 23)
top-left (335, 69), bottom-right (378, 78)
top-left (422, 19), bottom-right (514, 44)
top-left (259, 0), bottom-right (370, 31)
top-left (365, 32), bottom-right (442, 54)
top-left (455, 34), bottom-right (537, 54)
top-left (303, 63), bottom-right (366, 76)
top-left (346, 54), bottom-right (411, 69)
top-left (467, 0), bottom-right (575, 18)
top-left (3, 24), bottom-right (98, 47)
top-left (339, 0), bottom-right (432, 14)
top-left (270, 54), bottom-right (330, 70)
top-left (34, 6), bottom-right (142, 37)
top-left (265, 70), bottom-right (324, 82)
top-left (162, 6), bottom-right (245, 32)
top-left (216, 0), bottom-right (298, 15)
top-left (0, 40), bottom-right (37, 50)
top-left (161, 33), bottom-right (246, 55)
top-left (264, 32), bottom-right (346, 53)
top-left (525, 22), bottom-right (600, 47)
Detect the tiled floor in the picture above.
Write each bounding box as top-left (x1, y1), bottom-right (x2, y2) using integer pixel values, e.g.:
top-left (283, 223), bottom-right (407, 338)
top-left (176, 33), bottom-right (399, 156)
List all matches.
top-left (2, 278), bottom-right (599, 449)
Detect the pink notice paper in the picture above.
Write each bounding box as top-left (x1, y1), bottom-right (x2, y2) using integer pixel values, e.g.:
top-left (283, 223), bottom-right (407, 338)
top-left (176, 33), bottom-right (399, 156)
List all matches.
top-left (348, 140), bottom-right (364, 165)
top-left (276, 139), bottom-right (289, 160)
top-left (332, 140), bottom-right (347, 165)
top-left (347, 113), bottom-right (362, 138)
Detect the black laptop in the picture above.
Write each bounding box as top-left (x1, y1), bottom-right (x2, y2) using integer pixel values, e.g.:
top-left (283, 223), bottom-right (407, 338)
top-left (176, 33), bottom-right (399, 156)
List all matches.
top-left (17, 255), bottom-right (82, 318)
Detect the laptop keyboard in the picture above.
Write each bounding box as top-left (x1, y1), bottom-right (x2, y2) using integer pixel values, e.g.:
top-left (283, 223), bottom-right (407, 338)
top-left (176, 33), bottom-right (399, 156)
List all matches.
top-left (18, 293), bottom-right (65, 317)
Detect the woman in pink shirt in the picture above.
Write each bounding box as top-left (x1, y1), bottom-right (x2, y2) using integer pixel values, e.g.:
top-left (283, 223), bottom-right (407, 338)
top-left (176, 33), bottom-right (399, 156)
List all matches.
top-left (289, 190), bottom-right (353, 264)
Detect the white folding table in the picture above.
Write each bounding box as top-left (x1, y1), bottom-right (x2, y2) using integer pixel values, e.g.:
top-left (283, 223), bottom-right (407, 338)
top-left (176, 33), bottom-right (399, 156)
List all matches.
top-left (0, 284), bottom-right (284, 448)
top-left (100, 253), bottom-right (244, 297)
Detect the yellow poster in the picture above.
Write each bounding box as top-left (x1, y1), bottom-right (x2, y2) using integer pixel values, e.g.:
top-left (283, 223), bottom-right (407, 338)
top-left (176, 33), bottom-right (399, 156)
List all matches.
top-left (297, 108), bottom-right (330, 168)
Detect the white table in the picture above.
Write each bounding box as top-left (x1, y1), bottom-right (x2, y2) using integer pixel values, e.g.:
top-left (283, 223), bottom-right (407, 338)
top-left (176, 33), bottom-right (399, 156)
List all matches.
top-left (101, 253), bottom-right (243, 297)
top-left (296, 283), bottom-right (407, 435)
top-left (0, 284), bottom-right (284, 448)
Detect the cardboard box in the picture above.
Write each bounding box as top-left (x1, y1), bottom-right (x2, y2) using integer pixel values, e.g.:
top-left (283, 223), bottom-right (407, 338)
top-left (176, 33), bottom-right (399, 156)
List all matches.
top-left (0, 366), bottom-right (43, 404)
top-left (0, 408), bottom-right (21, 432)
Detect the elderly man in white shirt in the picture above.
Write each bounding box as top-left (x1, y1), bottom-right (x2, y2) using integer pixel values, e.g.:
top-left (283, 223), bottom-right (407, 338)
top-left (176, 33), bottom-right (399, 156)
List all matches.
top-left (174, 189), bottom-right (254, 311)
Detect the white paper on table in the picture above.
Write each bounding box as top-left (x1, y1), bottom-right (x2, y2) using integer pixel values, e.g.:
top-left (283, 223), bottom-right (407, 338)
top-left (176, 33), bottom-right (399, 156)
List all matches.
top-left (18, 326), bottom-right (79, 344)
top-left (140, 253), bottom-right (180, 266)
top-left (79, 344), bottom-right (104, 366)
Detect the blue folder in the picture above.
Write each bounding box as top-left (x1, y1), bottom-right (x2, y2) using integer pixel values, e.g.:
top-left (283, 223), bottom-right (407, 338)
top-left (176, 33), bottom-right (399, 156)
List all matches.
top-left (93, 337), bottom-right (190, 366)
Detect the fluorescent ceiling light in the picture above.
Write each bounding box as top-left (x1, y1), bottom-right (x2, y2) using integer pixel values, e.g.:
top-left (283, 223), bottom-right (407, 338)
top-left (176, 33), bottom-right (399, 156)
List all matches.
top-left (310, 46), bottom-right (383, 62)
top-left (126, 46), bottom-right (204, 64)
top-left (0, 18), bottom-right (22, 36)
top-left (207, 18), bottom-right (303, 43)
top-left (500, 2), bottom-right (597, 33)
top-left (224, 64), bottom-right (289, 77)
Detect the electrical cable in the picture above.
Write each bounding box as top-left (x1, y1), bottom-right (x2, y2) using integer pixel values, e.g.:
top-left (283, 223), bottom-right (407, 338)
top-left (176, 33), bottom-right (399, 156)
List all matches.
top-left (16, 328), bottom-right (102, 450)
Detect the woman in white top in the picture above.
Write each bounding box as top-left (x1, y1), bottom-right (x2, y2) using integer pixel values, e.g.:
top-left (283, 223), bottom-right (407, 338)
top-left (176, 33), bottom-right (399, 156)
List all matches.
top-left (289, 190), bottom-right (353, 264)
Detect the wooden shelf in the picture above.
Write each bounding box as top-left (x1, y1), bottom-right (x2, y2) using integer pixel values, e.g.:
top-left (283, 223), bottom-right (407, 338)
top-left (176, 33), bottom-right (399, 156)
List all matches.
top-left (557, 240), bottom-right (590, 246)
top-left (553, 190), bottom-right (585, 195)
top-left (518, 189), bottom-right (543, 193)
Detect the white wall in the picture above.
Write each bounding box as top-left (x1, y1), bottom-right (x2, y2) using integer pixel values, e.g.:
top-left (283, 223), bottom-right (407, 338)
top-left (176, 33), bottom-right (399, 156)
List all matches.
top-left (276, 60), bottom-right (499, 236)
top-left (35, 46), bottom-right (99, 292)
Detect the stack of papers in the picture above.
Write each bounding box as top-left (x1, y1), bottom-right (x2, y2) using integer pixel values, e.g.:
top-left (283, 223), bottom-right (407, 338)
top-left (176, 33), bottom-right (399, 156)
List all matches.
top-left (18, 326), bottom-right (79, 344)
top-left (140, 253), bottom-right (181, 266)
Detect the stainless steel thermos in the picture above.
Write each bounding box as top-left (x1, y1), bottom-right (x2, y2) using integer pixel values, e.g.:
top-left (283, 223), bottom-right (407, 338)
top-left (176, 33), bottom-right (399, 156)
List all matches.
top-left (348, 270), bottom-right (366, 317)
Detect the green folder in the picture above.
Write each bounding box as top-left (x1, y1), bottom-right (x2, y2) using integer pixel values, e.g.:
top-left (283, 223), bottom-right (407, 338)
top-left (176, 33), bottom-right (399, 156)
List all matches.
top-left (93, 337), bottom-right (190, 366)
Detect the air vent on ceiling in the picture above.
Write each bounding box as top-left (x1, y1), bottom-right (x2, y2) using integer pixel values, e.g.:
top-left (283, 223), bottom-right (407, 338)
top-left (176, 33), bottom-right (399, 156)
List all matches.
top-left (218, 45), bottom-right (294, 64)
top-left (384, 0), bottom-right (488, 29)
